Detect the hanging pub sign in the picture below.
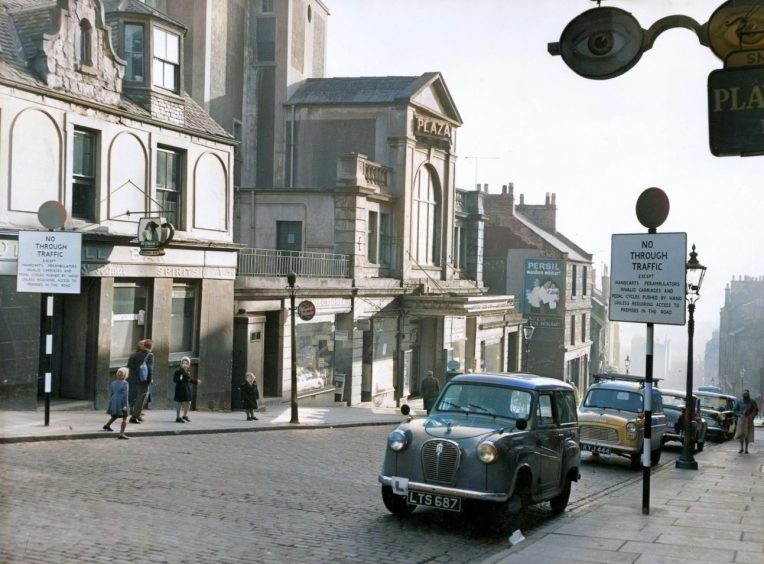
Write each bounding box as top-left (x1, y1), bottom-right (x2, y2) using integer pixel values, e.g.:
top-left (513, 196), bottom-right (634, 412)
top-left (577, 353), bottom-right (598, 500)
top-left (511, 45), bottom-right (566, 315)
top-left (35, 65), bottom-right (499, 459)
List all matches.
top-left (137, 217), bottom-right (175, 256)
top-left (413, 113), bottom-right (453, 143)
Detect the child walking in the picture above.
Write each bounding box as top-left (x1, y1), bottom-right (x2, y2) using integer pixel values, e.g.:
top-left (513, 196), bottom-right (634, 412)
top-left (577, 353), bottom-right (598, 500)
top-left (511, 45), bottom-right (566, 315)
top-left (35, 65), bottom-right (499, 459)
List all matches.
top-left (239, 372), bottom-right (260, 421)
top-left (173, 357), bottom-right (200, 423)
top-left (103, 367), bottom-right (130, 440)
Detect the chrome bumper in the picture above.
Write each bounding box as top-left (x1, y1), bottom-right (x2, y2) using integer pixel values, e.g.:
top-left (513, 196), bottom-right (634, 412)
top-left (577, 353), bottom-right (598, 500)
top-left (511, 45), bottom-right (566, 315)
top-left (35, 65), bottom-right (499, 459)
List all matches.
top-left (378, 475), bottom-right (509, 502)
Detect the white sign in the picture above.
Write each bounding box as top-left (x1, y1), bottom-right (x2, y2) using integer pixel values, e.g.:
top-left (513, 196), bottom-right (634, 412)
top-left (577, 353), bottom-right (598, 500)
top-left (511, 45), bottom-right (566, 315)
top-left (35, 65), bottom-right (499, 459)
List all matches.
top-left (17, 231), bottom-right (82, 294)
top-left (610, 233), bottom-right (686, 325)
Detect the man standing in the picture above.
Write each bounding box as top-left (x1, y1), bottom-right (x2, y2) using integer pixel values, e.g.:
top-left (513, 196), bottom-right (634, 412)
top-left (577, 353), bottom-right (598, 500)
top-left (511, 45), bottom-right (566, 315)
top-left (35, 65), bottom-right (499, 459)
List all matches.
top-left (128, 339), bottom-right (154, 424)
top-left (734, 389), bottom-right (759, 454)
top-left (421, 370), bottom-right (441, 415)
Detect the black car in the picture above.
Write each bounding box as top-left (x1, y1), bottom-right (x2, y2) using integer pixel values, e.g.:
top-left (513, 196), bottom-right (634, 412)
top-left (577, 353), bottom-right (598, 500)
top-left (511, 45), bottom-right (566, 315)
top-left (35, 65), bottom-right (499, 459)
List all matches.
top-left (379, 373), bottom-right (580, 519)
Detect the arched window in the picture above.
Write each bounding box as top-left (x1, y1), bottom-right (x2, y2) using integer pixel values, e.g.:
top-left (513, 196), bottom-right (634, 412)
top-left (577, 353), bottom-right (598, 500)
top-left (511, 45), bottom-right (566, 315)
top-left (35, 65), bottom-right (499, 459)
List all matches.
top-left (411, 164), bottom-right (440, 266)
top-left (79, 20), bottom-right (92, 66)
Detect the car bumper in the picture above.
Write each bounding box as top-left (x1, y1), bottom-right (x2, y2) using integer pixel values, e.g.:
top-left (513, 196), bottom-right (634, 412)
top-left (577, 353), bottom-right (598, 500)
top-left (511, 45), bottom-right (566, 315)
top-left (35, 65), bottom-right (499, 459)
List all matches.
top-left (378, 475), bottom-right (509, 503)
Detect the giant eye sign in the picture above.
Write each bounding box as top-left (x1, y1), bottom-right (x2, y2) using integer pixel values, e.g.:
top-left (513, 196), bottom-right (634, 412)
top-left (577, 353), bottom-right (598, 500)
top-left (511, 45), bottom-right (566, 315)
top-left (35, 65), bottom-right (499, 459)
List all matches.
top-left (549, 1), bottom-right (764, 156)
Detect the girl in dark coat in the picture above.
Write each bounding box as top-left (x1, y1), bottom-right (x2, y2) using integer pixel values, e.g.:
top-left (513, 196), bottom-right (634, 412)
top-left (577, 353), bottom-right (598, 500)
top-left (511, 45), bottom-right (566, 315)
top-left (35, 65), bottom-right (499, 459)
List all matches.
top-left (173, 357), bottom-right (200, 423)
top-left (103, 367), bottom-right (130, 440)
top-left (239, 372), bottom-right (260, 421)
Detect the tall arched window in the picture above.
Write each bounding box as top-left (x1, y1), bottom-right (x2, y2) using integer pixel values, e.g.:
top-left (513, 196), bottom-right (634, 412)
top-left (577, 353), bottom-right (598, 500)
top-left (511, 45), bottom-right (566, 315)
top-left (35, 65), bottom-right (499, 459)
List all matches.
top-left (411, 164), bottom-right (440, 266)
top-left (79, 20), bottom-right (92, 66)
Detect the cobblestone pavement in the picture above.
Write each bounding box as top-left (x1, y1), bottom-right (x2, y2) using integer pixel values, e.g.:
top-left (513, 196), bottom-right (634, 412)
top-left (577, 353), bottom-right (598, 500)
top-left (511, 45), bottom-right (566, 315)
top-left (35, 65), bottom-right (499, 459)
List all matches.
top-left (0, 426), bottom-right (688, 564)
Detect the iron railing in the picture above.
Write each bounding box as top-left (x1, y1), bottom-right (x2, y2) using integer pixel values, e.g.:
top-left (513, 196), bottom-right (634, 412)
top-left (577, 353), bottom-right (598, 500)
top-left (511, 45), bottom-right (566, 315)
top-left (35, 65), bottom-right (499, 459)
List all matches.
top-left (237, 248), bottom-right (350, 278)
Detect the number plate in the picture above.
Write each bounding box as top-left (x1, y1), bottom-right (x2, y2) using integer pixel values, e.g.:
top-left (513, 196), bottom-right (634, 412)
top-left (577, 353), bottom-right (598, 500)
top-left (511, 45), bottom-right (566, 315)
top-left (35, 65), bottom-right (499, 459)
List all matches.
top-left (407, 491), bottom-right (462, 512)
top-left (582, 443), bottom-right (612, 455)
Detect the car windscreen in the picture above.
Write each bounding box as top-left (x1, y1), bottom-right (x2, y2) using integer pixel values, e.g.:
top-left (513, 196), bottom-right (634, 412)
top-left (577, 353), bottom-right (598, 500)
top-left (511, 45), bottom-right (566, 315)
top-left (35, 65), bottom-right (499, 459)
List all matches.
top-left (583, 388), bottom-right (642, 412)
top-left (662, 394), bottom-right (687, 409)
top-left (699, 396), bottom-right (728, 411)
top-left (435, 383), bottom-right (532, 420)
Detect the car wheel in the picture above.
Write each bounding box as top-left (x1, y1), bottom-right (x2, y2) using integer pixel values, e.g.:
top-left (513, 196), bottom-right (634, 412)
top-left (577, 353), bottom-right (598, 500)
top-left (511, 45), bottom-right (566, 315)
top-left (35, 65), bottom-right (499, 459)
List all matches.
top-left (381, 486), bottom-right (415, 516)
top-left (630, 451), bottom-right (642, 469)
top-left (650, 447), bottom-right (662, 466)
top-left (549, 477), bottom-right (571, 515)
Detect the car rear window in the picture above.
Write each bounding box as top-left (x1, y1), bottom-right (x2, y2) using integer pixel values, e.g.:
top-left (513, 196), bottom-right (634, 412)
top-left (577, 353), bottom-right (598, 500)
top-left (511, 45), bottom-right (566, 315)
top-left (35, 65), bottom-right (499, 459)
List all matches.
top-left (583, 388), bottom-right (643, 412)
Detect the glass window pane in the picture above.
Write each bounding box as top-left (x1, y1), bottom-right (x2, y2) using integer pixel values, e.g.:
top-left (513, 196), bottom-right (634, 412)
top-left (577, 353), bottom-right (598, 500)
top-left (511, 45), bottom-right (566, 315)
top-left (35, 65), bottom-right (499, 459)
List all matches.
top-left (170, 284), bottom-right (196, 353)
top-left (164, 62), bottom-right (175, 91)
top-left (152, 59), bottom-right (164, 87)
top-left (111, 284), bottom-right (147, 364)
top-left (154, 28), bottom-right (166, 59)
top-left (166, 32), bottom-right (179, 63)
top-left (157, 150), bottom-right (167, 189)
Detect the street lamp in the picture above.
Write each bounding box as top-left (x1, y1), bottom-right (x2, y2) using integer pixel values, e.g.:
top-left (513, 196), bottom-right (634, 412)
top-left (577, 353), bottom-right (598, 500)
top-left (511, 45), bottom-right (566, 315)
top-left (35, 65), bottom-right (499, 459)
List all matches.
top-left (625, 355), bottom-right (631, 375)
top-left (676, 244), bottom-right (706, 470)
top-left (287, 272), bottom-right (299, 424)
top-left (522, 319), bottom-right (535, 373)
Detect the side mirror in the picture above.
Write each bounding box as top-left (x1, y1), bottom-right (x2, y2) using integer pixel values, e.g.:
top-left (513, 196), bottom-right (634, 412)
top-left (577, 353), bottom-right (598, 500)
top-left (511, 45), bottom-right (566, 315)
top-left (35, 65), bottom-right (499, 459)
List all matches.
top-left (515, 418), bottom-right (528, 431)
top-left (401, 404), bottom-right (411, 416)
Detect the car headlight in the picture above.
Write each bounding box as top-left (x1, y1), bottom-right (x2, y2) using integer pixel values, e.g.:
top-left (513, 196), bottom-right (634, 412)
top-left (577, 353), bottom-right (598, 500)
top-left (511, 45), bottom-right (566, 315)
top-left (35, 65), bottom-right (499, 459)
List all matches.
top-left (477, 441), bottom-right (499, 464)
top-left (626, 421), bottom-right (637, 438)
top-left (387, 430), bottom-right (408, 452)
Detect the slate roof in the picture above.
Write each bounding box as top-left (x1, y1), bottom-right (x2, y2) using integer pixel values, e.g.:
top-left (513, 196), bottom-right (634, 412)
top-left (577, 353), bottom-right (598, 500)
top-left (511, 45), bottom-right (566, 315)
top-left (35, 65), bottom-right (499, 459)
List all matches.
top-left (513, 211), bottom-right (591, 263)
top-left (101, 0), bottom-right (187, 31)
top-left (0, 0), bottom-right (229, 141)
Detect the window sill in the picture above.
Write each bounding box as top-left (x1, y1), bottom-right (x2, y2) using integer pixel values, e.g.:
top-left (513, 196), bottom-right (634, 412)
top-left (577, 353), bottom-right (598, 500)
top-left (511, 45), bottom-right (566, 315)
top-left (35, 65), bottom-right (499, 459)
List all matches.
top-left (76, 63), bottom-right (98, 76)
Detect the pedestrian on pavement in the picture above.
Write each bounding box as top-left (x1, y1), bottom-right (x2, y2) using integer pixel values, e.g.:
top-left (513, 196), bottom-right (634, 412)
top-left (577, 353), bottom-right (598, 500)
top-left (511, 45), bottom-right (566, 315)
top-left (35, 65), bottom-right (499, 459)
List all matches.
top-left (421, 370), bottom-right (441, 414)
top-left (239, 372), bottom-right (260, 421)
top-left (127, 339), bottom-right (154, 424)
top-left (103, 367), bottom-right (130, 440)
top-left (173, 356), bottom-right (200, 423)
top-left (734, 389), bottom-right (759, 454)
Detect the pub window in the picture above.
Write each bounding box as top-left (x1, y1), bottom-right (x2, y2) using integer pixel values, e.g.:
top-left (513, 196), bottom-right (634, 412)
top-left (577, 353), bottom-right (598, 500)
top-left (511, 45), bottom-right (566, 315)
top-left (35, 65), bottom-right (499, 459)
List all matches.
top-left (79, 20), bottom-right (93, 66)
top-left (110, 281), bottom-right (149, 365)
top-left (124, 23), bottom-right (145, 82)
top-left (72, 128), bottom-right (97, 221)
top-left (153, 27), bottom-right (180, 92)
top-left (170, 282), bottom-right (199, 356)
top-left (156, 147), bottom-right (184, 229)
top-left (367, 211), bottom-right (378, 264)
top-left (256, 17), bottom-right (275, 63)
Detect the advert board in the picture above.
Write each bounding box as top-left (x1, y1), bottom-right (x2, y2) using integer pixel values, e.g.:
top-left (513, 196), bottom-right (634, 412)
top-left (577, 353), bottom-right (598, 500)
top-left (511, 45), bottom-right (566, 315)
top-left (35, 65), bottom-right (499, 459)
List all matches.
top-left (17, 231), bottom-right (82, 294)
top-left (610, 233), bottom-right (686, 325)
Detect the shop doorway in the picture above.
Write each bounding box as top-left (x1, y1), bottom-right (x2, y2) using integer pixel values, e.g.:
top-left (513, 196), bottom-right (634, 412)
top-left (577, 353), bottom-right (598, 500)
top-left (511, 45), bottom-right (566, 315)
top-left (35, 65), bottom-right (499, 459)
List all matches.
top-left (263, 311), bottom-right (281, 397)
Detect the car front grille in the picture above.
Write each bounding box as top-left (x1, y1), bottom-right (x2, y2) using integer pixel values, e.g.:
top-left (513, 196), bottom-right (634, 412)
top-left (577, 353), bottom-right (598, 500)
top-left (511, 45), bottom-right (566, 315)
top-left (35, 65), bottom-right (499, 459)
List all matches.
top-left (421, 439), bottom-right (461, 484)
top-left (580, 425), bottom-right (619, 444)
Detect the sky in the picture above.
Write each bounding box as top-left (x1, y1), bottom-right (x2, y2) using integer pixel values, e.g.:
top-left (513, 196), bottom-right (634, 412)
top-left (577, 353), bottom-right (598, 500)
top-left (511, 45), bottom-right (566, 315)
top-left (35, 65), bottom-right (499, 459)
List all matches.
top-left (325, 0), bottom-right (764, 367)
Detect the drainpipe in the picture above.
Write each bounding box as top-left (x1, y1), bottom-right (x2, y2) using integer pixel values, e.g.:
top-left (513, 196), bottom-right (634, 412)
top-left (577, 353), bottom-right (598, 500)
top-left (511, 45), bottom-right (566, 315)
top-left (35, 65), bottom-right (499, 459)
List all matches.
top-left (289, 104), bottom-right (296, 188)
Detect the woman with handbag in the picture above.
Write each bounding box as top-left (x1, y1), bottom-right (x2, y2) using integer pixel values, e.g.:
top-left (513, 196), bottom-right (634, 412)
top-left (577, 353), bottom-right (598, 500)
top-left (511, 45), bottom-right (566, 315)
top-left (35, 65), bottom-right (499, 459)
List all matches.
top-left (103, 367), bottom-right (130, 440)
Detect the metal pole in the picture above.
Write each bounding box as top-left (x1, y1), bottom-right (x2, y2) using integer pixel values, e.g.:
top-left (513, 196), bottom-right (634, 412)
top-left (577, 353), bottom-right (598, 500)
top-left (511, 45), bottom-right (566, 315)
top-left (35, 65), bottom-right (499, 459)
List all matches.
top-left (43, 294), bottom-right (54, 426)
top-left (676, 301), bottom-right (698, 469)
top-left (288, 274), bottom-right (299, 424)
top-left (643, 321), bottom-right (653, 515)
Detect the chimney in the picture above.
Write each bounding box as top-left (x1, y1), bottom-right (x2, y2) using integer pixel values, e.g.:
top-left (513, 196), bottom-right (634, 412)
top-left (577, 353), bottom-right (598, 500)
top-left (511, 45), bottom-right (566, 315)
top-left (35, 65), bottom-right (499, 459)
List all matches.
top-left (515, 192), bottom-right (557, 231)
top-left (475, 183), bottom-right (481, 191)
top-left (519, 193), bottom-right (525, 205)
top-left (483, 183), bottom-right (489, 193)
top-left (502, 185), bottom-right (507, 194)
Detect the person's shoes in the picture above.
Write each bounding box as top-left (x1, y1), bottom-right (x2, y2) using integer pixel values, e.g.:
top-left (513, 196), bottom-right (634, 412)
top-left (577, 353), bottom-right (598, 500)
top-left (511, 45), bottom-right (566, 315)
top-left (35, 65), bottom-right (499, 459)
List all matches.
top-left (118, 434), bottom-right (129, 440)
top-left (252, 416), bottom-right (258, 420)
top-left (745, 449), bottom-right (749, 453)
top-left (129, 417), bottom-right (140, 424)
top-left (175, 417), bottom-right (185, 423)
top-left (137, 416), bottom-right (144, 422)
top-left (102, 425), bottom-right (113, 432)
top-left (739, 448), bottom-right (744, 453)
top-left (182, 416), bottom-right (190, 422)
top-left (246, 416), bottom-right (252, 421)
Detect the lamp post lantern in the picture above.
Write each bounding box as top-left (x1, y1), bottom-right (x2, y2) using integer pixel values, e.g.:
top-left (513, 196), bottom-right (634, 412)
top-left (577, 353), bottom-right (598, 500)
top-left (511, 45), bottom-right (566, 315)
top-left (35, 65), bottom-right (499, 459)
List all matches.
top-left (676, 245), bottom-right (706, 470)
top-left (522, 319), bottom-right (535, 373)
top-left (287, 272), bottom-right (299, 424)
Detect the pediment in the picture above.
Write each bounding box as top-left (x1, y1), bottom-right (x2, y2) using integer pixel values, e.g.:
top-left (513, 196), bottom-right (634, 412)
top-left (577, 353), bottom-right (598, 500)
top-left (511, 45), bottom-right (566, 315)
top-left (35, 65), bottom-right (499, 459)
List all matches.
top-left (410, 73), bottom-right (462, 125)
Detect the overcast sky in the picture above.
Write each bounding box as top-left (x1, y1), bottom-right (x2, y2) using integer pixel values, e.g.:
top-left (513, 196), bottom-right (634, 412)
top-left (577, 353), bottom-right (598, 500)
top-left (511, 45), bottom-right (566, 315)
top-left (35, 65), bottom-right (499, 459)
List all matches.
top-left (326, 0), bottom-right (764, 359)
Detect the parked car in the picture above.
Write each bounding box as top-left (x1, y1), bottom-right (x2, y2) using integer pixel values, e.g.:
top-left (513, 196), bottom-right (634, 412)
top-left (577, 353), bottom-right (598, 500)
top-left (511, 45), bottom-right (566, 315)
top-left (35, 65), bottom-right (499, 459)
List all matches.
top-left (698, 386), bottom-right (723, 393)
top-left (378, 373), bottom-right (580, 519)
top-left (660, 389), bottom-right (707, 452)
top-left (695, 390), bottom-right (737, 441)
top-left (578, 373), bottom-right (667, 469)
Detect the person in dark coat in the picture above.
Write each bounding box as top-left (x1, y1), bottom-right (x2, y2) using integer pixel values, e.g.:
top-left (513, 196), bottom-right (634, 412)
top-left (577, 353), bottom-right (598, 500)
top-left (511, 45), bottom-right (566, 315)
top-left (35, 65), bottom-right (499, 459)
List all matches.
top-left (128, 339), bottom-right (153, 424)
top-left (239, 372), bottom-right (260, 421)
top-left (173, 356), bottom-right (200, 423)
top-left (103, 367), bottom-right (130, 440)
top-left (421, 370), bottom-right (441, 414)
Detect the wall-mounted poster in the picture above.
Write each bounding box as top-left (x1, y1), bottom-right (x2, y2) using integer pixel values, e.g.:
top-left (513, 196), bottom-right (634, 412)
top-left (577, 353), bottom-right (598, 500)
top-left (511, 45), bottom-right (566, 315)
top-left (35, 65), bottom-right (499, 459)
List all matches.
top-left (524, 259), bottom-right (562, 315)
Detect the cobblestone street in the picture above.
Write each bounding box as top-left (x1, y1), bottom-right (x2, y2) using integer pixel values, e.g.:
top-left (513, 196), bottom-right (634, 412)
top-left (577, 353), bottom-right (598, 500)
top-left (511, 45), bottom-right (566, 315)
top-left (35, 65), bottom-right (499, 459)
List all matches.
top-left (1, 425), bottom-right (685, 563)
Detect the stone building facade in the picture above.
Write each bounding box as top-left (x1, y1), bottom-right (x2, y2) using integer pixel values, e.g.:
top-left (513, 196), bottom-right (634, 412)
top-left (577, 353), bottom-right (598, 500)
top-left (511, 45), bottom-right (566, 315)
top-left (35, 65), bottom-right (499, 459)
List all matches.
top-left (0, 0), bottom-right (236, 410)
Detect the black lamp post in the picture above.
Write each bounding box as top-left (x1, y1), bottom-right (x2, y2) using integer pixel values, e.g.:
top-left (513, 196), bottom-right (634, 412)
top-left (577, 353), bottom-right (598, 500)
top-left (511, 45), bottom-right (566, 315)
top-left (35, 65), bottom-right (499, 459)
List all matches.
top-left (287, 272), bottom-right (299, 424)
top-left (522, 319), bottom-right (535, 372)
top-left (625, 355), bottom-right (631, 375)
top-left (676, 244), bottom-right (706, 470)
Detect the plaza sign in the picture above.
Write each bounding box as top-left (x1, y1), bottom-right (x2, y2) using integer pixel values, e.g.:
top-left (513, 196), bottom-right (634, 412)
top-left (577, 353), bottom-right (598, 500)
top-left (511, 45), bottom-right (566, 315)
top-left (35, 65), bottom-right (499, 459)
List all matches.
top-left (609, 233), bottom-right (686, 325)
top-left (708, 66), bottom-right (764, 156)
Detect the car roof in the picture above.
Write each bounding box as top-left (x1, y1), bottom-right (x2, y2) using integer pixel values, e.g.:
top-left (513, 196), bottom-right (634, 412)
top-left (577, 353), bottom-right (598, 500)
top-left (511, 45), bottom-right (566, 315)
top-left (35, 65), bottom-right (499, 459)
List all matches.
top-left (660, 388), bottom-right (698, 399)
top-left (449, 372), bottom-right (574, 391)
top-left (694, 390), bottom-right (735, 399)
top-left (587, 380), bottom-right (649, 393)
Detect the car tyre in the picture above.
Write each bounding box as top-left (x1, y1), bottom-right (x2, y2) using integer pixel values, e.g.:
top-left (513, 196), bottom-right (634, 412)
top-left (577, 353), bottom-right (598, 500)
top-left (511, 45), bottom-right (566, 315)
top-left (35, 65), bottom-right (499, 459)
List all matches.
top-left (549, 477), bottom-right (571, 515)
top-left (650, 447), bottom-right (661, 466)
top-left (381, 486), bottom-right (415, 516)
top-left (630, 451), bottom-right (641, 469)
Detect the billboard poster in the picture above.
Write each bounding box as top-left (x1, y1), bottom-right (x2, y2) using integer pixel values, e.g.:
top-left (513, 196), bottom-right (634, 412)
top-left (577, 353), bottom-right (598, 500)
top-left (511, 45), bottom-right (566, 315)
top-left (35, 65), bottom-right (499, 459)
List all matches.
top-left (523, 259), bottom-right (563, 315)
